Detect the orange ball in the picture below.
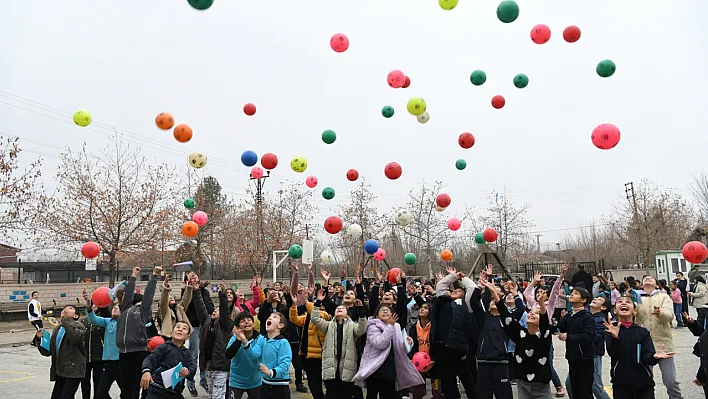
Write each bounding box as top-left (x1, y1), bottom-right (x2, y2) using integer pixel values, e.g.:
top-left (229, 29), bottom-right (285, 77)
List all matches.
top-left (155, 112), bottom-right (175, 130)
top-left (182, 221), bottom-right (199, 238)
top-left (173, 124), bottom-right (193, 143)
top-left (440, 249), bottom-right (453, 262)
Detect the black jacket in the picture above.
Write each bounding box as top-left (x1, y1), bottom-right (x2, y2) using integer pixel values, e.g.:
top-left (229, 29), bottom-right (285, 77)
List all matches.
top-left (431, 294), bottom-right (473, 356)
top-left (184, 286), bottom-right (214, 328)
top-left (471, 288), bottom-right (508, 362)
top-left (557, 308), bottom-right (594, 360)
top-left (258, 300), bottom-right (298, 343)
top-left (592, 312), bottom-right (607, 356)
top-left (141, 340), bottom-right (196, 394)
top-left (195, 291), bottom-right (233, 372)
top-left (605, 322), bottom-right (660, 390)
top-left (117, 275), bottom-right (158, 353)
top-left (82, 317), bottom-right (105, 363)
top-left (38, 318), bottom-right (87, 380)
top-left (570, 269), bottom-right (593, 292)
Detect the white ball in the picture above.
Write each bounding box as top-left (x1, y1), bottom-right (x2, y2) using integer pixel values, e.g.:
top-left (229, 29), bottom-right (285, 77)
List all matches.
top-left (416, 112), bottom-right (430, 124)
top-left (435, 205), bottom-right (446, 212)
top-left (320, 250), bottom-right (333, 264)
top-left (394, 209), bottom-right (412, 226)
top-left (189, 152), bottom-right (207, 169)
top-left (346, 224), bottom-right (362, 238)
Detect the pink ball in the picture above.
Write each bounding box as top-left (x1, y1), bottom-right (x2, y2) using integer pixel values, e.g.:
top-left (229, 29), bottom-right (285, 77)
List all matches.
top-left (412, 351), bottom-right (432, 373)
top-left (387, 70), bottom-right (406, 88)
top-left (330, 33), bottom-right (349, 53)
top-left (192, 211), bottom-right (208, 226)
top-left (305, 176), bottom-right (318, 188)
top-left (251, 166), bottom-right (264, 179)
top-left (530, 24), bottom-right (551, 44)
top-left (374, 248), bottom-right (387, 261)
top-left (448, 217), bottom-right (461, 231)
top-left (591, 123), bottom-right (621, 150)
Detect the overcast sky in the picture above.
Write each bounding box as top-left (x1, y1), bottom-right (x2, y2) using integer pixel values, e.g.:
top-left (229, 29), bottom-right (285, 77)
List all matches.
top-left (1, 0), bottom-right (706, 250)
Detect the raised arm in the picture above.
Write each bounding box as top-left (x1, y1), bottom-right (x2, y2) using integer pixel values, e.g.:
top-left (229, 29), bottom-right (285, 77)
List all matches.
top-left (180, 283), bottom-right (194, 309)
top-left (141, 267), bottom-right (162, 323)
top-left (524, 271), bottom-right (542, 308)
top-left (547, 265), bottom-right (568, 313)
top-left (311, 305), bottom-right (329, 334)
top-left (121, 267), bottom-right (140, 312)
top-left (217, 283), bottom-right (233, 331)
top-left (191, 280), bottom-right (210, 327)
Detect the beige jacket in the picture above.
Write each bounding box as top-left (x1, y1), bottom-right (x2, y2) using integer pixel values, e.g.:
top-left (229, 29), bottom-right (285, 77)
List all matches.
top-left (311, 307), bottom-right (367, 382)
top-left (158, 285), bottom-right (193, 337)
top-left (635, 290), bottom-right (675, 351)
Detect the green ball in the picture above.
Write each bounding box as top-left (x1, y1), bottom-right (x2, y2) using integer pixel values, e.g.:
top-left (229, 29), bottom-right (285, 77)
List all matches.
top-left (187, 0), bottom-right (214, 10)
top-left (322, 187), bottom-right (335, 200)
top-left (184, 198), bottom-right (195, 209)
top-left (475, 232), bottom-right (486, 244)
top-left (455, 159), bottom-right (467, 170)
top-left (513, 73), bottom-right (529, 89)
top-left (496, 0), bottom-right (520, 23)
top-left (596, 59), bottom-right (616, 78)
top-left (381, 106), bottom-right (395, 118)
top-left (470, 70), bottom-right (487, 86)
top-left (288, 244), bottom-right (303, 259)
top-left (322, 129), bottom-right (337, 144)
top-left (404, 253), bottom-right (417, 265)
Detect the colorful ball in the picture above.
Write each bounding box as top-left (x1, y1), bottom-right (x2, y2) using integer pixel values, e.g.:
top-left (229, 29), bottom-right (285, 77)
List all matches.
top-left (475, 232), bottom-right (486, 244)
top-left (591, 123), bottom-right (621, 150)
top-left (173, 124), bottom-right (193, 143)
top-left (305, 176), bottom-right (318, 188)
top-left (563, 26), bottom-right (581, 43)
top-left (382, 106), bottom-right (395, 118)
top-left (73, 109), bottom-right (92, 127)
top-left (455, 159), bottom-right (467, 170)
top-left (187, 0), bottom-right (214, 10)
top-left (402, 76), bottom-right (411, 88)
top-left (596, 60), bottom-right (616, 78)
top-left (364, 239), bottom-right (379, 255)
top-left (261, 153), bottom-right (278, 170)
top-left (384, 162), bottom-right (403, 180)
top-left (416, 112), bottom-right (430, 124)
top-left (404, 253), bottom-right (417, 265)
top-left (435, 205), bottom-right (446, 212)
top-left (439, 0), bottom-right (458, 10)
top-left (192, 211), bottom-right (208, 226)
top-left (374, 249), bottom-right (387, 261)
top-left (320, 250), bottom-right (333, 264)
top-left (470, 70), bottom-right (487, 86)
top-left (241, 150), bottom-right (258, 167)
top-left (513, 74), bottom-right (529, 89)
top-left (406, 97), bottom-right (427, 116)
top-left (188, 152), bottom-right (207, 169)
top-left (330, 33), bottom-right (349, 53)
top-left (148, 336), bottom-right (165, 352)
top-left (458, 132), bottom-right (475, 149)
top-left (683, 241), bottom-right (708, 264)
top-left (184, 198), bottom-right (195, 209)
top-left (324, 216), bottom-right (343, 234)
top-left (346, 169), bottom-right (359, 181)
top-left (483, 227), bottom-right (499, 242)
top-left (387, 70), bottom-right (406, 88)
top-left (243, 103), bottom-right (256, 116)
top-left (440, 249), bottom-right (453, 262)
top-left (81, 242), bottom-right (100, 259)
top-left (346, 224), bottom-right (362, 238)
top-left (436, 193), bottom-right (451, 208)
top-left (386, 268), bottom-right (401, 284)
top-left (322, 129), bottom-right (337, 144)
top-left (491, 95), bottom-right (506, 109)
top-left (496, 0), bottom-right (519, 23)
top-left (251, 166), bottom-right (264, 179)
top-left (530, 24), bottom-right (551, 44)
top-left (182, 221), bottom-right (199, 238)
top-left (290, 157), bottom-right (308, 173)
top-left (394, 208), bottom-right (412, 227)
top-left (155, 112), bottom-right (175, 130)
top-left (448, 217), bottom-right (461, 231)
top-left (91, 287), bottom-right (111, 308)
top-left (322, 187), bottom-right (335, 200)
top-left (288, 244), bottom-right (303, 259)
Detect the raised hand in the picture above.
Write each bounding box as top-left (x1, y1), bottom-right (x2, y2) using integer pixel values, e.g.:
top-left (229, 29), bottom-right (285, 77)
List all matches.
top-left (320, 269), bottom-right (331, 282)
top-left (219, 281), bottom-right (227, 293)
top-left (376, 269), bottom-right (384, 283)
top-left (533, 271), bottom-right (542, 284)
top-left (162, 274), bottom-right (170, 289)
top-left (234, 327), bottom-right (247, 343)
top-left (132, 267), bottom-right (141, 278)
top-left (354, 299), bottom-right (363, 307)
top-left (654, 344), bottom-right (675, 359)
top-left (445, 266), bottom-right (456, 275)
top-left (537, 290), bottom-right (548, 305)
top-left (508, 281), bottom-right (518, 295)
top-left (390, 313), bottom-right (399, 326)
top-left (561, 263), bottom-right (569, 275)
top-left (256, 275), bottom-right (262, 287)
top-left (153, 266), bottom-right (163, 276)
top-left (604, 318), bottom-right (620, 339)
top-left (316, 289), bottom-right (326, 301)
top-left (292, 263), bottom-right (299, 272)
top-left (406, 283), bottom-right (416, 295)
top-left (308, 263), bottom-right (314, 272)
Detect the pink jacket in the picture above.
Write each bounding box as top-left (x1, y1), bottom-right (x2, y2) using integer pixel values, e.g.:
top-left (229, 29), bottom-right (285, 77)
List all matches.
top-left (524, 276), bottom-right (563, 322)
top-left (235, 285), bottom-right (262, 314)
top-left (670, 288), bottom-right (682, 304)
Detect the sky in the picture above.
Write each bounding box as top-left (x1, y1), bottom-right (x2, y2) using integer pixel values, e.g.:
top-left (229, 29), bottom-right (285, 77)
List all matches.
top-left (1, 0), bottom-right (707, 251)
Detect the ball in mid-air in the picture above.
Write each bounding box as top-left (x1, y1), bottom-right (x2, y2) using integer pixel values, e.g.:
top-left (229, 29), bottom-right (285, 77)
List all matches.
top-left (189, 152), bottom-right (207, 169)
top-left (470, 70), bottom-right (487, 86)
top-left (596, 59), bottom-right (616, 78)
top-left (155, 112), bottom-right (174, 130)
top-left (322, 129), bottom-right (337, 144)
top-left (394, 208), bottom-right (412, 226)
top-left (173, 124), bottom-right (193, 143)
top-left (513, 73), bottom-right (529, 89)
top-left (416, 112), bottom-right (430, 124)
top-left (73, 109), bottom-right (92, 127)
top-left (406, 97), bottom-right (427, 116)
top-left (381, 106), bottom-right (395, 118)
top-left (496, 0), bottom-right (519, 23)
top-left (322, 187), bottom-right (335, 200)
top-left (290, 156), bottom-right (308, 173)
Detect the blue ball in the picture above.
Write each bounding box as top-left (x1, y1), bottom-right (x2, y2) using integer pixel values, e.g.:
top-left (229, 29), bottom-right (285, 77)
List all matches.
top-left (364, 239), bottom-right (379, 255)
top-left (241, 150), bottom-right (258, 167)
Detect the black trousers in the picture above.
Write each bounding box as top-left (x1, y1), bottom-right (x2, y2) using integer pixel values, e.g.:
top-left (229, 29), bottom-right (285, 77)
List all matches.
top-left (228, 386), bottom-right (260, 399)
top-left (568, 359), bottom-right (594, 399)
top-left (82, 360), bottom-right (105, 399)
top-left (324, 379), bottom-right (353, 399)
top-left (432, 347), bottom-right (475, 399)
top-left (289, 343), bottom-right (303, 385)
top-left (30, 320), bottom-right (43, 346)
top-left (51, 376), bottom-right (82, 399)
top-left (259, 384), bottom-right (290, 399)
top-left (365, 377), bottom-right (399, 399)
top-left (119, 351), bottom-right (148, 399)
top-left (97, 360), bottom-right (120, 399)
top-left (612, 386), bottom-right (654, 399)
top-left (144, 387), bottom-right (184, 399)
top-left (303, 357), bottom-right (324, 399)
top-left (476, 363), bottom-right (512, 399)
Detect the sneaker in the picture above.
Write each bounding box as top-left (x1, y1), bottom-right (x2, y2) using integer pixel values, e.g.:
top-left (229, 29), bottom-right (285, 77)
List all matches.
top-left (296, 383), bottom-right (308, 393)
top-left (555, 387), bottom-right (565, 397)
top-left (187, 384), bottom-right (198, 397)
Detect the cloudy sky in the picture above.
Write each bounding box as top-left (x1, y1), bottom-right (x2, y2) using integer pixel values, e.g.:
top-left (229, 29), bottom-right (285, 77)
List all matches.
top-left (1, 0), bottom-right (706, 249)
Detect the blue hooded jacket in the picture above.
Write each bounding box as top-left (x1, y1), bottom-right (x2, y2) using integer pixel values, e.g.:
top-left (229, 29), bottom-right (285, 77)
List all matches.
top-left (87, 310), bottom-right (119, 361)
top-left (225, 332), bottom-right (265, 389)
top-left (260, 335), bottom-right (292, 385)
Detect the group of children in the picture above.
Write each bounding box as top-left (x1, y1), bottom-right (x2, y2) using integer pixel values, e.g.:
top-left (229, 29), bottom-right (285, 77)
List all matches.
top-left (32, 261), bottom-right (691, 399)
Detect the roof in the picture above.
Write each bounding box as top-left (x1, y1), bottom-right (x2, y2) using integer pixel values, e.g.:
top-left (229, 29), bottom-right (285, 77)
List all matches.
top-left (0, 243), bottom-right (21, 251)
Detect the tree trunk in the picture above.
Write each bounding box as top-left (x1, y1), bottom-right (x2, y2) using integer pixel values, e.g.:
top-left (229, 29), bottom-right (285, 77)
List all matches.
top-left (109, 251), bottom-right (117, 286)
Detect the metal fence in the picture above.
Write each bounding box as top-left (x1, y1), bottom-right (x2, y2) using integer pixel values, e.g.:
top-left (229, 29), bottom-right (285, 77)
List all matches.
top-left (520, 260), bottom-right (604, 281)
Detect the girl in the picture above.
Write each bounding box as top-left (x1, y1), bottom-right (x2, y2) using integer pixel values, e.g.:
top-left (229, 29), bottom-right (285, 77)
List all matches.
top-left (353, 304), bottom-right (423, 399)
top-left (669, 281), bottom-right (683, 328)
top-left (157, 273), bottom-right (193, 339)
top-left (407, 303), bottom-right (435, 399)
top-left (609, 282), bottom-right (620, 319)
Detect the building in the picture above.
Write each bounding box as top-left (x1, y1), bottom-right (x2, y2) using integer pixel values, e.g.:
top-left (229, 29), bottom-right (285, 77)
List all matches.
top-left (654, 250), bottom-right (692, 281)
top-left (0, 244), bottom-right (21, 264)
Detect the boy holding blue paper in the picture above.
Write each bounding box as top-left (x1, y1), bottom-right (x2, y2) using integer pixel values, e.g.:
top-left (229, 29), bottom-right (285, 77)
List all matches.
top-left (140, 321), bottom-right (196, 399)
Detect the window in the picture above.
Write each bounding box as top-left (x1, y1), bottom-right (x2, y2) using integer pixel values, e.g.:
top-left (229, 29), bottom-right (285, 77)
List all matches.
top-left (656, 258), bottom-right (666, 274)
top-left (680, 259), bottom-right (688, 273)
top-left (671, 258), bottom-right (680, 273)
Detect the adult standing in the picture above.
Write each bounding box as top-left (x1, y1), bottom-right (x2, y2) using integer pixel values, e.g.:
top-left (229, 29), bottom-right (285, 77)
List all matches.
top-left (675, 272), bottom-right (689, 316)
top-left (570, 265), bottom-right (593, 292)
top-left (635, 276), bottom-right (683, 399)
top-left (28, 291), bottom-right (43, 347)
top-left (689, 276), bottom-right (708, 327)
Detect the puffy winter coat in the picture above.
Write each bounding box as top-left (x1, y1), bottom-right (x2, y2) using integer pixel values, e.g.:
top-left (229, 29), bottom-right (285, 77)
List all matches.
top-left (635, 290), bottom-right (675, 352)
top-left (311, 306), bottom-right (367, 382)
top-left (289, 301), bottom-right (330, 359)
top-left (692, 281), bottom-right (708, 309)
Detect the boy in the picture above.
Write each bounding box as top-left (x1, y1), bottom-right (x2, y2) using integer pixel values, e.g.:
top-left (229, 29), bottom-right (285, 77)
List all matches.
top-left (225, 312), bottom-right (265, 399)
top-left (87, 301), bottom-right (121, 399)
top-left (28, 290), bottom-right (43, 346)
top-left (37, 304), bottom-right (87, 399)
top-left (140, 321), bottom-right (196, 399)
top-left (259, 312), bottom-right (293, 399)
top-left (118, 266), bottom-right (161, 399)
top-left (604, 295), bottom-right (674, 398)
top-left (557, 287), bottom-right (594, 399)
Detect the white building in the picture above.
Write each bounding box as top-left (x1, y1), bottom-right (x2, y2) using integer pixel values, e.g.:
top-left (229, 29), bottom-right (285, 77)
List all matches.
top-left (654, 250), bottom-right (692, 281)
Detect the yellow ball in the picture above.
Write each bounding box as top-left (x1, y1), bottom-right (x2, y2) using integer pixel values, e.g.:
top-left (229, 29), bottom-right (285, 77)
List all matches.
top-left (406, 97), bottom-right (427, 116)
top-left (73, 109), bottom-right (92, 127)
top-left (189, 152), bottom-right (207, 169)
top-left (439, 0), bottom-right (458, 10)
top-left (290, 156), bottom-right (308, 173)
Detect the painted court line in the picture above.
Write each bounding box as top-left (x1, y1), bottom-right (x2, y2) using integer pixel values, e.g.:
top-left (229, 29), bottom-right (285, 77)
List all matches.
top-left (0, 370), bottom-right (37, 384)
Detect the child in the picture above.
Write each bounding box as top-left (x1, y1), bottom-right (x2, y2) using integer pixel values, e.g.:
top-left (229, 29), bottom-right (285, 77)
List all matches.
top-left (288, 285), bottom-right (328, 399)
top-left (258, 312), bottom-right (293, 399)
top-left (140, 321), bottom-right (196, 399)
top-left (87, 301), bottom-right (121, 399)
top-left (566, 295), bottom-right (610, 399)
top-left (225, 312), bottom-right (265, 399)
top-left (604, 295), bottom-right (674, 398)
top-left (28, 290), bottom-right (43, 347)
top-left (407, 302), bottom-right (433, 399)
top-left (157, 273), bottom-right (193, 339)
top-left (37, 304), bottom-right (87, 399)
top-left (557, 287), bottom-right (594, 399)
top-left (670, 281), bottom-right (684, 328)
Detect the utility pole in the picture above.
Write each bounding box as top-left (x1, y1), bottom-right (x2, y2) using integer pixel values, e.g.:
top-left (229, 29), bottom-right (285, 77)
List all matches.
top-left (251, 171), bottom-right (270, 271)
top-left (305, 224), bottom-right (310, 240)
top-left (625, 182), bottom-right (645, 266)
top-left (536, 234), bottom-right (542, 253)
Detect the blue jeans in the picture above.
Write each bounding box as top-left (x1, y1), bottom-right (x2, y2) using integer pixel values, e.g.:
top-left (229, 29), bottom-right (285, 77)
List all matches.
top-left (549, 343), bottom-right (562, 388)
top-left (566, 356), bottom-right (611, 399)
top-left (674, 303), bottom-right (683, 326)
top-left (188, 326), bottom-right (203, 388)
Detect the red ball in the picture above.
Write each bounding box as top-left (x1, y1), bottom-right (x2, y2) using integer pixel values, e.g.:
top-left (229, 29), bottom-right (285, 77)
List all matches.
top-left (563, 26), bottom-right (581, 43)
top-left (436, 193), bottom-right (451, 208)
top-left (324, 216), bottom-right (343, 234)
top-left (387, 268), bottom-right (402, 284)
top-left (384, 162), bottom-right (402, 180)
top-left (412, 351), bottom-right (432, 373)
top-left (260, 153), bottom-right (278, 170)
top-left (81, 242), bottom-right (100, 259)
top-left (591, 124), bottom-right (621, 150)
top-left (243, 103), bottom-right (256, 116)
top-left (402, 76), bottom-right (411, 88)
top-left (530, 24), bottom-right (551, 44)
top-left (683, 241), bottom-right (708, 264)
top-left (346, 169), bottom-right (359, 181)
top-left (148, 336), bottom-right (165, 352)
top-left (458, 132), bottom-right (475, 149)
top-left (91, 286), bottom-right (112, 308)
top-left (483, 227), bottom-right (499, 243)
top-left (491, 95), bottom-right (506, 109)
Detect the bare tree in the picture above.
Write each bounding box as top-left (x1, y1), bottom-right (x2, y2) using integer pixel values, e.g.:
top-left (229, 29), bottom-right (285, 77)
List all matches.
top-left (690, 170), bottom-right (708, 222)
top-left (0, 137), bottom-right (41, 237)
top-left (478, 188), bottom-right (534, 262)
